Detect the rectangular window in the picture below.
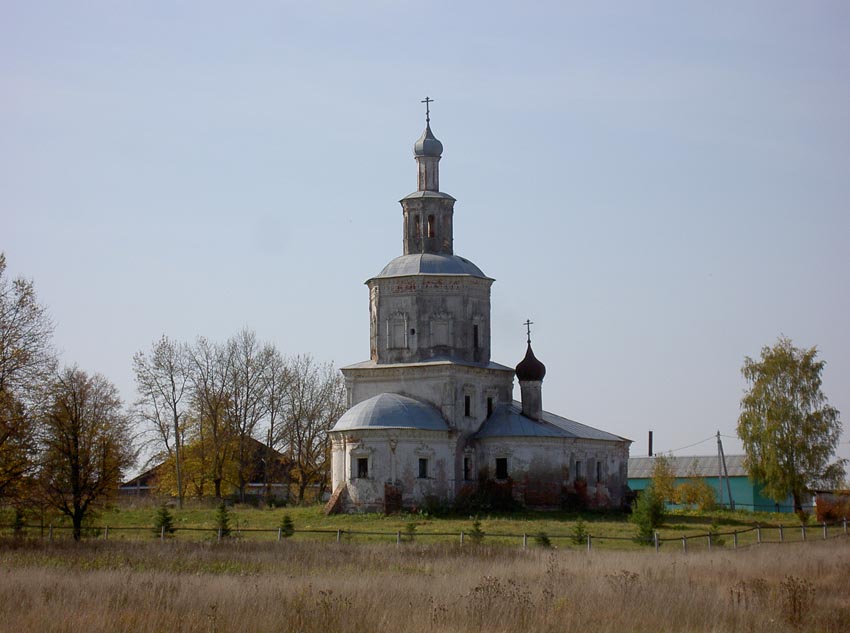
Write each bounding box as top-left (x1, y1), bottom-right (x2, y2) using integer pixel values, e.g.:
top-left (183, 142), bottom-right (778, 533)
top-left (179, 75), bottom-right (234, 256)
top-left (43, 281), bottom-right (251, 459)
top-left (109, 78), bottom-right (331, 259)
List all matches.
top-left (596, 461), bottom-right (602, 483)
top-left (486, 397), bottom-right (493, 417)
top-left (418, 458), bottom-right (428, 479)
top-left (495, 457), bottom-right (508, 480)
top-left (463, 457), bottom-right (471, 481)
top-left (357, 457), bottom-right (368, 479)
top-left (575, 460), bottom-right (582, 480)
top-left (464, 395), bottom-right (471, 417)
top-left (473, 324), bottom-right (479, 349)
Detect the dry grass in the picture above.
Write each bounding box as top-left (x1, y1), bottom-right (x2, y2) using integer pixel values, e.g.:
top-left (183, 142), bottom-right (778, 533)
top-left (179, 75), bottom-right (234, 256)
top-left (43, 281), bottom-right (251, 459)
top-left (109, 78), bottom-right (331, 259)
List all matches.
top-left (1, 537), bottom-right (848, 632)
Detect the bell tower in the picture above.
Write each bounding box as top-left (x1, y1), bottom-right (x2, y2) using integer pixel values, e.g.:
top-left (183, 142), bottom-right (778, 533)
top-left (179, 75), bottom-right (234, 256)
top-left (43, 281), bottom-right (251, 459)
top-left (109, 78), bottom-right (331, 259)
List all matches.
top-left (401, 97), bottom-right (455, 256)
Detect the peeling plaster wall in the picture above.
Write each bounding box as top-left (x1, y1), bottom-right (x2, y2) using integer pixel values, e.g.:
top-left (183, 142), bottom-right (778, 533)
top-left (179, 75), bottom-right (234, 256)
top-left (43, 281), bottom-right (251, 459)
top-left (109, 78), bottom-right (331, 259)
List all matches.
top-left (342, 363), bottom-right (513, 434)
top-left (330, 428), bottom-right (455, 512)
top-left (476, 437), bottom-right (630, 508)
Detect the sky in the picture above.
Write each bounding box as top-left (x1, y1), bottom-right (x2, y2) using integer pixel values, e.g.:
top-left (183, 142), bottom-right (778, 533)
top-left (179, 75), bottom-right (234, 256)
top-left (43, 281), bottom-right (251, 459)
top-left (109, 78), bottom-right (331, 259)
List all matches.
top-left (2, 1), bottom-right (849, 465)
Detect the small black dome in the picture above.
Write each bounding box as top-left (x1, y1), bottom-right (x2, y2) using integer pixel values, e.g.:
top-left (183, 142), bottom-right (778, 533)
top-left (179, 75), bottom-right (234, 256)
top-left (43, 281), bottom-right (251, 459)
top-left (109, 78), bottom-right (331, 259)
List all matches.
top-left (515, 343), bottom-right (546, 381)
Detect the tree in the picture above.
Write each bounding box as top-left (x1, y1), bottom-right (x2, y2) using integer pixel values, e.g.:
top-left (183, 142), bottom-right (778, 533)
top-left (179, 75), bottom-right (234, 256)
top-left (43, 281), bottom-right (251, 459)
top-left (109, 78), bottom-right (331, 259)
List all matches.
top-left (0, 253), bottom-right (56, 502)
top-left (39, 367), bottom-right (135, 540)
top-left (738, 337), bottom-right (845, 514)
top-left (279, 355), bottom-right (346, 503)
top-left (224, 329), bottom-right (274, 502)
top-left (187, 337), bottom-right (236, 499)
top-left (650, 453), bottom-right (677, 504)
top-left (262, 347), bottom-right (290, 503)
top-left (133, 336), bottom-right (190, 508)
top-left (631, 484), bottom-right (665, 542)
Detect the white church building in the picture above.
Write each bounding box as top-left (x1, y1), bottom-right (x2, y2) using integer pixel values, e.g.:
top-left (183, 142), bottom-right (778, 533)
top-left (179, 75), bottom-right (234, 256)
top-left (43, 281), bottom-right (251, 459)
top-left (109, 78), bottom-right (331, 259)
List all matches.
top-left (327, 106), bottom-right (630, 513)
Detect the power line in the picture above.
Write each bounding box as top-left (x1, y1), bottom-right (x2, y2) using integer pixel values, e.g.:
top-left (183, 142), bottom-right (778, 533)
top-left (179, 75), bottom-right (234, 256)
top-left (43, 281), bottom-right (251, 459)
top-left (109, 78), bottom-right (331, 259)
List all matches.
top-left (659, 434), bottom-right (716, 455)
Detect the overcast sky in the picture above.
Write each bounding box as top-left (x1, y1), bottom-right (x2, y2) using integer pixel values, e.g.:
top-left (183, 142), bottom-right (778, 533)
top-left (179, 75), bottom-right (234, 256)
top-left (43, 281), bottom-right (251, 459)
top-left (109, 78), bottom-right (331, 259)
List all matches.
top-left (3, 1), bottom-right (848, 464)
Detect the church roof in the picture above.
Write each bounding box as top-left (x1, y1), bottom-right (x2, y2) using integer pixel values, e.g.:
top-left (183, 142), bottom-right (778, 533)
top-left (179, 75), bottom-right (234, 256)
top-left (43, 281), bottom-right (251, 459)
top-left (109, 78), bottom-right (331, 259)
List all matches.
top-left (474, 401), bottom-right (628, 442)
top-left (341, 358), bottom-right (514, 372)
top-left (373, 253), bottom-right (489, 279)
top-left (332, 393), bottom-right (449, 432)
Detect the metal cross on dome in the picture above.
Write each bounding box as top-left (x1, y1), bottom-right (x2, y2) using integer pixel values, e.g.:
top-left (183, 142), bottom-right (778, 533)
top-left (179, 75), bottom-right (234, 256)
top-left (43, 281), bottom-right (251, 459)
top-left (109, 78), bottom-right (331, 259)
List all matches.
top-left (421, 96), bottom-right (434, 123)
top-left (523, 319), bottom-right (534, 345)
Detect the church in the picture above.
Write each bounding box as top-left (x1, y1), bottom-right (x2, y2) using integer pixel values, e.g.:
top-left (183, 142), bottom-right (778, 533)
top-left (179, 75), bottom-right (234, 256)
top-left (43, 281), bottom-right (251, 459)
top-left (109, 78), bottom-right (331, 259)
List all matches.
top-left (326, 104), bottom-right (630, 513)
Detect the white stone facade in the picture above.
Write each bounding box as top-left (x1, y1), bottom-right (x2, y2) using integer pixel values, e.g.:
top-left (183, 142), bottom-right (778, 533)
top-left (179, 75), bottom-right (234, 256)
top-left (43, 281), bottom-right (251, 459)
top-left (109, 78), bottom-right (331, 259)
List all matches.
top-left (326, 118), bottom-right (631, 513)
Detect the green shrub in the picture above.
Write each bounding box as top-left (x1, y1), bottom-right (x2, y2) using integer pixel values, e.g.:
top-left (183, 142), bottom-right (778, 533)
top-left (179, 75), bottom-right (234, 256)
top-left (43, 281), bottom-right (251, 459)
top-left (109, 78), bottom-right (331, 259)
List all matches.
top-left (708, 520), bottom-right (725, 547)
top-left (279, 514), bottom-right (294, 538)
top-left (533, 532), bottom-right (552, 548)
top-left (215, 502), bottom-right (231, 538)
top-left (570, 517), bottom-right (588, 546)
top-left (403, 519), bottom-right (417, 543)
top-left (152, 505), bottom-right (176, 537)
top-left (631, 485), bottom-right (665, 543)
top-left (12, 508), bottom-right (25, 537)
top-left (468, 516), bottom-right (485, 545)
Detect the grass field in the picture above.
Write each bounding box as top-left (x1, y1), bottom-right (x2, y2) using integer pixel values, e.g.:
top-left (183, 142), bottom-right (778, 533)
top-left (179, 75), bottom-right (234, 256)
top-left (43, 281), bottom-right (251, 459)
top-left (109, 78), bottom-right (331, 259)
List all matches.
top-left (1, 501), bottom-right (837, 551)
top-left (0, 536), bottom-right (847, 632)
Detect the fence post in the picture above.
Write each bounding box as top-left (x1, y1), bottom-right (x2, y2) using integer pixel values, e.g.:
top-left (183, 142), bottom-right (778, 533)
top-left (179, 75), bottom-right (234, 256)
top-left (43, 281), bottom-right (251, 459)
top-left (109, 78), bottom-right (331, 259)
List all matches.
top-left (844, 517), bottom-right (847, 535)
top-left (779, 524), bottom-right (783, 542)
top-left (277, 527), bottom-right (282, 542)
top-left (707, 533), bottom-right (712, 551)
top-left (161, 526), bottom-right (165, 542)
top-left (801, 524), bottom-right (806, 541)
top-left (756, 525), bottom-right (761, 544)
top-left (586, 534), bottom-right (592, 552)
top-left (336, 529), bottom-right (341, 543)
top-left (733, 531), bottom-right (738, 549)
top-left (682, 536), bottom-right (687, 553)
top-left (823, 522), bottom-right (827, 540)
top-left (653, 531), bottom-right (659, 553)
top-left (104, 525), bottom-right (109, 540)
top-left (522, 533), bottom-right (527, 549)
top-left (49, 523), bottom-right (53, 542)
top-left (396, 530), bottom-right (401, 546)
top-left (460, 531), bottom-right (464, 545)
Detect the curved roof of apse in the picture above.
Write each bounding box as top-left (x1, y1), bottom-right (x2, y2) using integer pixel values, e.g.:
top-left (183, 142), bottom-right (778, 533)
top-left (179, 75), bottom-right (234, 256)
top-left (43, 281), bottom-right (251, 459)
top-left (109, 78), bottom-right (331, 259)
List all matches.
top-left (373, 253), bottom-right (488, 279)
top-left (332, 393), bottom-right (449, 432)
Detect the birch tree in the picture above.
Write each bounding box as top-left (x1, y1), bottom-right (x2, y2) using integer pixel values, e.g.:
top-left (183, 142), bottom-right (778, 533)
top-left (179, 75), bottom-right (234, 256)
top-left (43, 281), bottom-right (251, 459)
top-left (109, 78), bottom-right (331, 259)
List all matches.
top-left (133, 336), bottom-right (190, 508)
top-left (280, 355), bottom-right (346, 503)
top-left (738, 337), bottom-right (845, 514)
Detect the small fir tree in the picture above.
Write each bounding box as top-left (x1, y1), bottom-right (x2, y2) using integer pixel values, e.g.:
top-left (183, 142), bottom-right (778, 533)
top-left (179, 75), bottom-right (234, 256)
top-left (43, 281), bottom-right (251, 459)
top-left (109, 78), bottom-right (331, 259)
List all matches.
top-left (279, 514), bottom-right (294, 538)
top-left (534, 532), bottom-right (552, 548)
top-left (570, 517), bottom-right (588, 546)
top-left (404, 519), bottom-right (417, 543)
top-left (12, 508), bottom-right (25, 537)
top-left (215, 502), bottom-right (231, 538)
top-left (153, 504), bottom-right (176, 537)
top-left (468, 516), bottom-right (485, 545)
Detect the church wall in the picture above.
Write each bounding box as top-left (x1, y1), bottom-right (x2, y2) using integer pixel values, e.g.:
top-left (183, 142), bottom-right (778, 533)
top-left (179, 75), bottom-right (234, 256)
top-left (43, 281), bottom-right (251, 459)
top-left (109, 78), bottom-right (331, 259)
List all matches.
top-left (369, 276), bottom-right (493, 365)
top-left (342, 364), bottom-right (513, 434)
top-left (475, 437), bottom-right (630, 508)
top-left (330, 429), bottom-right (455, 513)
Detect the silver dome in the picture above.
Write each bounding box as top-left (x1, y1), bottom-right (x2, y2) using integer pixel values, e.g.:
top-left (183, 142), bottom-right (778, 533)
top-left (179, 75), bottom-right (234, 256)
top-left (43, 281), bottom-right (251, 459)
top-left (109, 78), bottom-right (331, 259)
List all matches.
top-left (332, 393), bottom-right (449, 432)
top-left (373, 253), bottom-right (488, 279)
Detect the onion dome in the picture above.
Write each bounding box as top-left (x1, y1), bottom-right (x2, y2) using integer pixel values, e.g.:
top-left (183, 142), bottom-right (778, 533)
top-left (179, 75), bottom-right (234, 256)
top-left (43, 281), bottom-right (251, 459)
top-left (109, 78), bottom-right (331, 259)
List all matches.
top-left (515, 344), bottom-right (546, 382)
top-left (413, 124), bottom-right (443, 157)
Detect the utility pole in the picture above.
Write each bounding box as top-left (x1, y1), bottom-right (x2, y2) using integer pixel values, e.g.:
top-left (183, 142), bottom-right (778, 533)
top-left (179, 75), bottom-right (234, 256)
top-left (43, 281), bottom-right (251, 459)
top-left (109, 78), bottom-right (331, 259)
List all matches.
top-left (717, 431), bottom-right (724, 507)
top-left (718, 432), bottom-right (735, 510)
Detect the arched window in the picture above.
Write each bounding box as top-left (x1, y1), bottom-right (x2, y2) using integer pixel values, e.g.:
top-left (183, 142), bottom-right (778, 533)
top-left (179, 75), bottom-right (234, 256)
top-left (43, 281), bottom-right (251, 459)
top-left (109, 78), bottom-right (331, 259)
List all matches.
top-left (413, 215), bottom-right (421, 238)
top-left (427, 215), bottom-right (435, 238)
